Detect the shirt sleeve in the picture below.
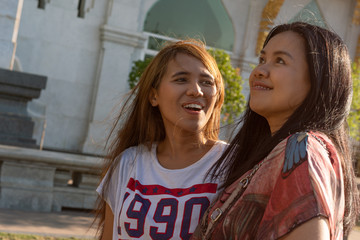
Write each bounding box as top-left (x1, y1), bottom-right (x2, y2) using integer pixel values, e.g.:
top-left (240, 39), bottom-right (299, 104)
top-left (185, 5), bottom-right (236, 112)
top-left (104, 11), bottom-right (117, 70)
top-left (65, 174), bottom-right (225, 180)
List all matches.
top-left (96, 157), bottom-right (122, 213)
top-left (96, 148), bottom-right (136, 213)
top-left (257, 132), bottom-right (344, 239)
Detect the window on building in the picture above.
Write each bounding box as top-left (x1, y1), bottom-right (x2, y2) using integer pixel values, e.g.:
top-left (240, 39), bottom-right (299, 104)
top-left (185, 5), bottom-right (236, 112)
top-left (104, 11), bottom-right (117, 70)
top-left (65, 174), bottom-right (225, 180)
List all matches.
top-left (289, 0), bottom-right (326, 27)
top-left (78, 0), bottom-right (86, 18)
top-left (38, 0), bottom-right (86, 18)
top-left (143, 0), bottom-right (234, 56)
top-left (38, 0), bottom-right (46, 9)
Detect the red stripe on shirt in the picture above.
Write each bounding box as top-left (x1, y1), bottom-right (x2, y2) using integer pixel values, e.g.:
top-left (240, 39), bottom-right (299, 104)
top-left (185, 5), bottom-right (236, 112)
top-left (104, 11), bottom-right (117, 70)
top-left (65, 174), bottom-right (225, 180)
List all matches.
top-left (126, 178), bottom-right (217, 197)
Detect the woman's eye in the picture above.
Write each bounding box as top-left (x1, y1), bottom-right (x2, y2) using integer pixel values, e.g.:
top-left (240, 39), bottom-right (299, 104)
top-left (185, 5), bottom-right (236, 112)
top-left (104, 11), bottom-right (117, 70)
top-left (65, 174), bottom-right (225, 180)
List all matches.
top-left (174, 78), bottom-right (186, 83)
top-left (202, 80), bottom-right (214, 86)
top-left (258, 56), bottom-right (265, 64)
top-left (276, 57), bottom-right (285, 64)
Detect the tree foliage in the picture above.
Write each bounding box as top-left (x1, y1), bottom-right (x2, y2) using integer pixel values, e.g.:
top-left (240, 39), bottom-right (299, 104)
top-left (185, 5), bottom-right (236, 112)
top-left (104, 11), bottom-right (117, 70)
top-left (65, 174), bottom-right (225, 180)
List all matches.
top-left (128, 57), bottom-right (153, 89)
top-left (207, 48), bottom-right (246, 124)
top-left (348, 61), bottom-right (360, 141)
top-left (128, 49), bottom-right (246, 124)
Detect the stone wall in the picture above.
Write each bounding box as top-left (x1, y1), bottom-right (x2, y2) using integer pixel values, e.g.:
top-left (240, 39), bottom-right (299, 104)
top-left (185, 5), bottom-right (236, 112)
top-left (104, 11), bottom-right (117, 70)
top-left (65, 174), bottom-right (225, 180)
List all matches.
top-left (0, 144), bottom-right (102, 212)
top-left (16, 0), bottom-right (107, 153)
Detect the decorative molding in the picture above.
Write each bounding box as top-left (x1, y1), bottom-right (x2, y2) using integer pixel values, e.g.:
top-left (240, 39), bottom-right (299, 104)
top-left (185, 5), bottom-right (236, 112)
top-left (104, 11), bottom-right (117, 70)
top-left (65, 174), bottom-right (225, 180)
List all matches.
top-left (353, 0), bottom-right (360, 25)
top-left (86, 0), bottom-right (96, 13)
top-left (0, 144), bottom-right (102, 170)
top-left (256, 0), bottom-right (285, 55)
top-left (100, 25), bottom-right (146, 48)
top-left (105, 0), bottom-right (114, 22)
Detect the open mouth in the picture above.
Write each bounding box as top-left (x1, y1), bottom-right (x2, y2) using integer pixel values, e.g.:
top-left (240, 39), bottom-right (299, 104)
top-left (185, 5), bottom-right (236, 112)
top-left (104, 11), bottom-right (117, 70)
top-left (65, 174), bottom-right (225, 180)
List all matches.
top-left (183, 103), bottom-right (203, 111)
top-left (254, 85), bottom-right (271, 90)
top-left (253, 81), bottom-right (272, 90)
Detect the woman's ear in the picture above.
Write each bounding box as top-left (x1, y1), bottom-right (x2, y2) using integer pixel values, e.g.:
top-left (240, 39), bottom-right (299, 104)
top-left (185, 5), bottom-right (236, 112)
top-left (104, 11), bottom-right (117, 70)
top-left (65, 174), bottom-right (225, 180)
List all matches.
top-left (149, 88), bottom-right (158, 107)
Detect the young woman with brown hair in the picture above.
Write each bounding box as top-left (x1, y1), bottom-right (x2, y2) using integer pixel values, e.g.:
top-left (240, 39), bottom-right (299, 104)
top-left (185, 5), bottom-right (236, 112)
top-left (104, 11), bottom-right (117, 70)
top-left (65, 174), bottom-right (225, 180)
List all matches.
top-left (95, 39), bottom-right (226, 240)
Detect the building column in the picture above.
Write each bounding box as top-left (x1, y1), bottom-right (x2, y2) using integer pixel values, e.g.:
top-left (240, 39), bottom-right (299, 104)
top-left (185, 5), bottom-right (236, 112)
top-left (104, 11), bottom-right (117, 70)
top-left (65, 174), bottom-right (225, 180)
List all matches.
top-left (82, 0), bottom-right (146, 155)
top-left (0, 0), bottom-right (23, 69)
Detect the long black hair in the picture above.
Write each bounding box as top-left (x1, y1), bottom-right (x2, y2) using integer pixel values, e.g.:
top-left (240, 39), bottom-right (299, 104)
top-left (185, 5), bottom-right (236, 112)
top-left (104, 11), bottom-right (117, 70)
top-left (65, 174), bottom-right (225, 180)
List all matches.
top-left (210, 22), bottom-right (359, 235)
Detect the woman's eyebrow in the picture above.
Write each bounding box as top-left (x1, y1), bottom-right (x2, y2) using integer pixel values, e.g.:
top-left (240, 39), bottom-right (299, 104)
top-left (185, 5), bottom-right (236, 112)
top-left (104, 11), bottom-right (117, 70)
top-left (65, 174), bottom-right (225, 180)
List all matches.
top-left (172, 71), bottom-right (214, 79)
top-left (260, 49), bottom-right (294, 59)
top-left (200, 73), bottom-right (214, 79)
top-left (171, 71), bottom-right (189, 78)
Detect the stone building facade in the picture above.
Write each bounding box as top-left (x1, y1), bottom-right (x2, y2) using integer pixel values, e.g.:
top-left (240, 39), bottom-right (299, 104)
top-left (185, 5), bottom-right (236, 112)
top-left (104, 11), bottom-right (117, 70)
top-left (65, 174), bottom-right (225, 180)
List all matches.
top-left (8, 0), bottom-right (360, 155)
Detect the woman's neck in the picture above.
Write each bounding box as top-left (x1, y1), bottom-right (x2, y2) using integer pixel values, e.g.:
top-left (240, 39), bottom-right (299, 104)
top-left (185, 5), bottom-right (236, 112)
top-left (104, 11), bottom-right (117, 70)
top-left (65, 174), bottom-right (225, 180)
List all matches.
top-left (156, 135), bottom-right (216, 169)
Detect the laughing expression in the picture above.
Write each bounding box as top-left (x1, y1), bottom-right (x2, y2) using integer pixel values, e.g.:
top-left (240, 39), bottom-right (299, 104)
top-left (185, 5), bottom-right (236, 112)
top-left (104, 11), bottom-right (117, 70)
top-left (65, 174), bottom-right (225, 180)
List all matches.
top-left (150, 53), bottom-right (218, 136)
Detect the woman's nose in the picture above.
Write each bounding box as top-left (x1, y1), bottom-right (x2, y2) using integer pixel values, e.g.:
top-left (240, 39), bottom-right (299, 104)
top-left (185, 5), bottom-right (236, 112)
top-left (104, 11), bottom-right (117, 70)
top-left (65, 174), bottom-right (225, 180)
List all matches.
top-left (186, 82), bottom-right (204, 97)
top-left (253, 64), bottom-right (269, 78)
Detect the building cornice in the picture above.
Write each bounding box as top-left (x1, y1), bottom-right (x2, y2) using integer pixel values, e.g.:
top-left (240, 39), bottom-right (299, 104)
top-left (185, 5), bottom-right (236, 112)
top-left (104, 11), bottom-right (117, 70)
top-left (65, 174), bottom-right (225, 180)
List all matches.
top-left (100, 25), bottom-right (146, 48)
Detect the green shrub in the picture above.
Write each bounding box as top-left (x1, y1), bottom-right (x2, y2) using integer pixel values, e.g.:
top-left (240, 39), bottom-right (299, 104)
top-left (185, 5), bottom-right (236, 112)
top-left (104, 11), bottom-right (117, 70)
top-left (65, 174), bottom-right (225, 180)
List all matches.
top-left (128, 57), bottom-right (153, 89)
top-left (349, 61), bottom-right (360, 141)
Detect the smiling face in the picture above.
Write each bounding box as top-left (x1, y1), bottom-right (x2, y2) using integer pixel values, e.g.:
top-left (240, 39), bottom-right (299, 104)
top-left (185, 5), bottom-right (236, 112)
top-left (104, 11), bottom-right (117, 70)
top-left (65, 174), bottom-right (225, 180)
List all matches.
top-left (249, 31), bottom-right (311, 133)
top-left (150, 53), bottom-right (218, 137)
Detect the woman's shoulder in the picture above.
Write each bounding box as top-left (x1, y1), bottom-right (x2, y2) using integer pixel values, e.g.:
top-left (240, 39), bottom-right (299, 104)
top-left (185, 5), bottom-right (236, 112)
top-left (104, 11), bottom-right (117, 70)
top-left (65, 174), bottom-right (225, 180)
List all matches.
top-left (115, 143), bottom-right (155, 165)
top-left (282, 131), bottom-right (335, 150)
top-left (268, 132), bottom-right (316, 159)
top-left (121, 143), bottom-right (152, 155)
top-left (284, 131), bottom-right (336, 154)
top-left (207, 140), bottom-right (228, 157)
top-left (281, 131), bottom-right (338, 177)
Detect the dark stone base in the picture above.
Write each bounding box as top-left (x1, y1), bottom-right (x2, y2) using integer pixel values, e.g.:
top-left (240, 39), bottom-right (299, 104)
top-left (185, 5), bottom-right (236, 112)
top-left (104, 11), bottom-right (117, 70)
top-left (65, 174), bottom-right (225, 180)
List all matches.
top-left (0, 68), bottom-right (47, 149)
top-left (0, 107), bottom-right (37, 148)
top-left (0, 113), bottom-right (34, 137)
top-left (0, 69), bottom-right (46, 148)
top-left (0, 133), bottom-right (37, 148)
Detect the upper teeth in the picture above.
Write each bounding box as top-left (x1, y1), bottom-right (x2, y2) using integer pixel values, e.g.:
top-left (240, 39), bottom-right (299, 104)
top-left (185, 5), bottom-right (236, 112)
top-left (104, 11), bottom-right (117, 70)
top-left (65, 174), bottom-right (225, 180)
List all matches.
top-left (184, 104), bottom-right (202, 110)
top-left (256, 86), bottom-right (270, 90)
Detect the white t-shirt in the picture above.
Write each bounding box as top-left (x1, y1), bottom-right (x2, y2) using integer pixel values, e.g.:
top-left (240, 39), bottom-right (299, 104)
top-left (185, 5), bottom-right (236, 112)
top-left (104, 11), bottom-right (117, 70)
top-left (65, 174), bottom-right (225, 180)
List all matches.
top-left (97, 141), bottom-right (227, 240)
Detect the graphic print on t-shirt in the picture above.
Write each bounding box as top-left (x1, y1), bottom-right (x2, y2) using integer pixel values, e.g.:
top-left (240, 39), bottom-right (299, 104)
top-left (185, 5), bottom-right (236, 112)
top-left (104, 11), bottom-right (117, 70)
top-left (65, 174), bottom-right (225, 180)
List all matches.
top-left (118, 178), bottom-right (217, 240)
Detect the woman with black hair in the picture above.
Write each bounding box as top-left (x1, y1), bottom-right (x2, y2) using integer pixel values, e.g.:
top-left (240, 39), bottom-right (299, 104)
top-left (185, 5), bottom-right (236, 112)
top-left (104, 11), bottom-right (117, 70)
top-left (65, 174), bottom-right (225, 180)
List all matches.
top-left (191, 22), bottom-right (360, 240)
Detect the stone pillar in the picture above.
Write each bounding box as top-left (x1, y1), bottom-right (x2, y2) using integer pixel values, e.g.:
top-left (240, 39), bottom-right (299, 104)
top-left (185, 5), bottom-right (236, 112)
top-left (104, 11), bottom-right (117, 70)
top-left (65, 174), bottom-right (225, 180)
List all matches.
top-left (82, 26), bottom-right (146, 155)
top-left (0, 68), bottom-right (47, 148)
top-left (0, 0), bottom-right (23, 69)
top-left (82, 0), bottom-right (146, 155)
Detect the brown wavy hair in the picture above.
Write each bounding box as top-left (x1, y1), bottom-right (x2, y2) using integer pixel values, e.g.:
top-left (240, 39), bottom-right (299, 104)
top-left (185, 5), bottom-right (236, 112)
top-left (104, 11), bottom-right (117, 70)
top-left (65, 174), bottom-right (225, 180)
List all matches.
top-left (94, 39), bottom-right (224, 238)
